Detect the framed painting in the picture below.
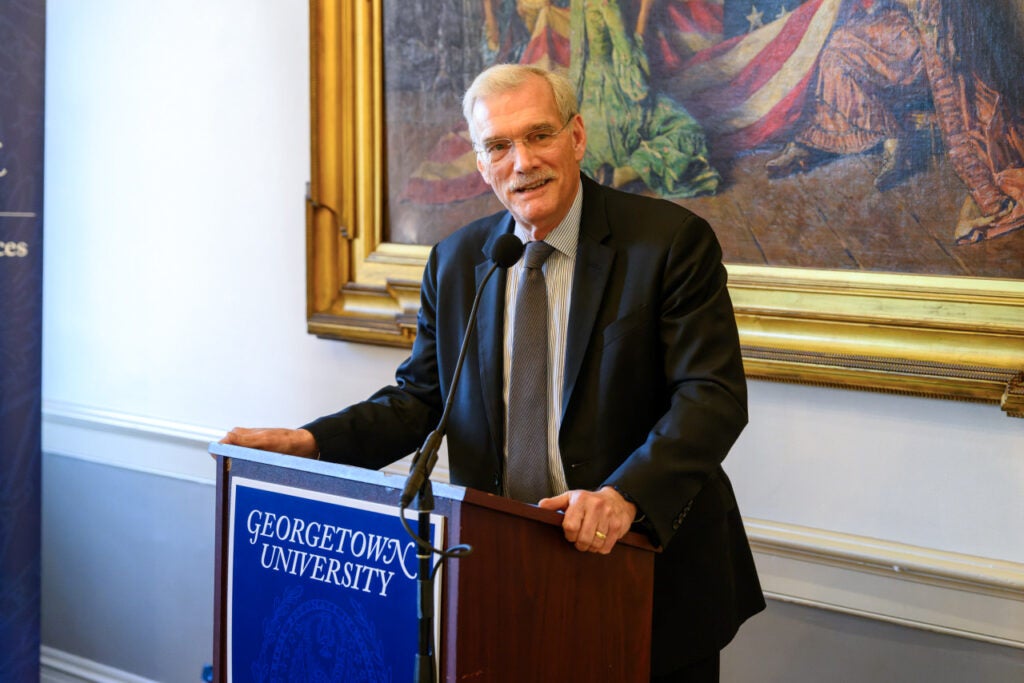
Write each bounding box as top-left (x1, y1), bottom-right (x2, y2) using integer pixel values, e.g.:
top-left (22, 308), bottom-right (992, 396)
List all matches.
top-left (306, 0), bottom-right (1024, 416)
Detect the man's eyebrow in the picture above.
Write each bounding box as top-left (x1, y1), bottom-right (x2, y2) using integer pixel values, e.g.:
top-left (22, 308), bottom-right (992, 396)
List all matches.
top-left (481, 122), bottom-right (559, 143)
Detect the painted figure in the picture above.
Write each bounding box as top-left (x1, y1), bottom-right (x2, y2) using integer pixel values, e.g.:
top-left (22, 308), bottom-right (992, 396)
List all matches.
top-left (764, 0), bottom-right (932, 192)
top-left (571, 0), bottom-right (722, 197)
top-left (763, 0), bottom-right (1024, 242)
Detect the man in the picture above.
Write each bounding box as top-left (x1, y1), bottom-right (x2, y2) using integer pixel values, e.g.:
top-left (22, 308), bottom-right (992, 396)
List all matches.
top-left (223, 64), bottom-right (764, 682)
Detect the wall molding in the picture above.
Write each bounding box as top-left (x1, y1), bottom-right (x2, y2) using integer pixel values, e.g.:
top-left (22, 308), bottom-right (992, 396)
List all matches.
top-left (41, 399), bottom-right (433, 484)
top-left (747, 518), bottom-right (1024, 648)
top-left (44, 400), bottom-right (225, 446)
top-left (42, 399), bottom-right (1024, 649)
top-left (747, 519), bottom-right (1023, 599)
top-left (43, 399), bottom-right (224, 485)
top-left (41, 646), bottom-right (158, 683)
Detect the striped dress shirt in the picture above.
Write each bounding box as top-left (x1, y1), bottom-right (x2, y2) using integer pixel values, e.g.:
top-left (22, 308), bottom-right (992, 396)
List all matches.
top-left (502, 182), bottom-right (582, 497)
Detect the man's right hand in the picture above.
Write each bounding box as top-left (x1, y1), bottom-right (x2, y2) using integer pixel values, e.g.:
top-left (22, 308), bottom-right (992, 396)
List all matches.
top-left (218, 427), bottom-right (319, 459)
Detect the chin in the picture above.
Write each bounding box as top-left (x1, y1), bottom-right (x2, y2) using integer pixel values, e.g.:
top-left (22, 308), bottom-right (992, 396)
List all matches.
top-left (509, 202), bottom-right (553, 227)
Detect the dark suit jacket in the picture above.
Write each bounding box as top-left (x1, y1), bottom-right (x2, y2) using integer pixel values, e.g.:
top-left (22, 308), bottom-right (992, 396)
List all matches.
top-left (306, 175), bottom-right (764, 673)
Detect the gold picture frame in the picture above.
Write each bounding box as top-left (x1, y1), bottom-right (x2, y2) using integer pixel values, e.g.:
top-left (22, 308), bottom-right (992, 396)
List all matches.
top-left (306, 0), bottom-right (1024, 416)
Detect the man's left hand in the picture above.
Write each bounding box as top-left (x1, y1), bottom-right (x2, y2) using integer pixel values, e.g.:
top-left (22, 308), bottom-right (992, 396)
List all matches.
top-left (538, 486), bottom-right (636, 555)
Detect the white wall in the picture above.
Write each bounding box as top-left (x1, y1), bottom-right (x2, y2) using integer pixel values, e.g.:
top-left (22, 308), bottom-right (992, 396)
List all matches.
top-left (44, 0), bottom-right (402, 434)
top-left (732, 381), bottom-right (1024, 563)
top-left (42, 1), bottom-right (1024, 681)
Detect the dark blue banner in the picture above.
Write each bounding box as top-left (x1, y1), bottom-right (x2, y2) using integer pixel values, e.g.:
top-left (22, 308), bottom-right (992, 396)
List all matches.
top-left (0, 1), bottom-right (45, 681)
top-left (228, 480), bottom-right (441, 682)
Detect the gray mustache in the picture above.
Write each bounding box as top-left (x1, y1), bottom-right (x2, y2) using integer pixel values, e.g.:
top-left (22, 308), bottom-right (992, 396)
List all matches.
top-left (510, 172), bottom-right (556, 192)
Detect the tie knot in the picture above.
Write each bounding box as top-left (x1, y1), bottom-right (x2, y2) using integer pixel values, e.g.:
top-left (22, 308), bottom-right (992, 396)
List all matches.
top-left (524, 240), bottom-right (555, 269)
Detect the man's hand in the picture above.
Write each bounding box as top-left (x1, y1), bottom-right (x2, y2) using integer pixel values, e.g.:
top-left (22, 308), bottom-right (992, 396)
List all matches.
top-left (538, 486), bottom-right (637, 555)
top-left (218, 427), bottom-right (319, 459)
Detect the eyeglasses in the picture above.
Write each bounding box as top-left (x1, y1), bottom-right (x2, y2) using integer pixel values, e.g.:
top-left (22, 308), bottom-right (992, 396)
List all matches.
top-left (474, 118), bottom-right (573, 164)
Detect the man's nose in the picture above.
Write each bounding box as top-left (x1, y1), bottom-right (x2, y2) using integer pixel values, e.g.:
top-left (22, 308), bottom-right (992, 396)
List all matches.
top-left (510, 139), bottom-right (539, 170)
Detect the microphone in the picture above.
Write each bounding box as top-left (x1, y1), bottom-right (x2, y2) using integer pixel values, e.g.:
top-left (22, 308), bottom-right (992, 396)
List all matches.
top-left (400, 233), bottom-right (524, 508)
top-left (490, 232), bottom-right (527, 268)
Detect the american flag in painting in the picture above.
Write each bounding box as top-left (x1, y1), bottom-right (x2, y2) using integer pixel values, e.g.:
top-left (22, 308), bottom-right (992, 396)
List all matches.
top-left (666, 0), bottom-right (841, 156)
top-left (402, 0), bottom-right (843, 204)
top-left (722, 0), bottom-right (806, 37)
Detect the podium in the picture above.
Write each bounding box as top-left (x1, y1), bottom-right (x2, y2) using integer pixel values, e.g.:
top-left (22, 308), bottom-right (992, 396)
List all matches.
top-left (211, 442), bottom-right (656, 682)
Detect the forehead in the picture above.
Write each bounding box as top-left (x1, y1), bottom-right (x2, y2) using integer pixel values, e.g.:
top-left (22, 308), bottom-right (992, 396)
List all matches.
top-left (471, 76), bottom-right (562, 139)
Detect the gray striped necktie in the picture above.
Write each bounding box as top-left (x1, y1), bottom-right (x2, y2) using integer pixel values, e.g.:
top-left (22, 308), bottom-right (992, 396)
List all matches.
top-left (506, 240), bottom-right (555, 503)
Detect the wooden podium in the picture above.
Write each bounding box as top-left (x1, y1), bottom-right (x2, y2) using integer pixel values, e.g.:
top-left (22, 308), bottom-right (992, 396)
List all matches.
top-left (211, 442), bottom-right (656, 682)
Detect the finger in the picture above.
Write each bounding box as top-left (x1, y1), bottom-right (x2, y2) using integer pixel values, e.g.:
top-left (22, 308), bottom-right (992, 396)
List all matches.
top-left (218, 427), bottom-right (247, 445)
top-left (595, 529), bottom-right (618, 555)
top-left (575, 514), bottom-right (599, 551)
top-left (220, 427), bottom-right (270, 450)
top-left (583, 498), bottom-right (627, 553)
top-left (537, 492), bottom-right (571, 511)
top-left (587, 527), bottom-right (611, 554)
top-left (561, 493), bottom-right (586, 542)
top-left (573, 499), bottom-right (606, 551)
top-left (575, 523), bottom-right (611, 553)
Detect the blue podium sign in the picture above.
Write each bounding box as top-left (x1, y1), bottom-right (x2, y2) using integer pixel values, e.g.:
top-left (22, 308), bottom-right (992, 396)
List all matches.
top-left (227, 477), bottom-right (442, 682)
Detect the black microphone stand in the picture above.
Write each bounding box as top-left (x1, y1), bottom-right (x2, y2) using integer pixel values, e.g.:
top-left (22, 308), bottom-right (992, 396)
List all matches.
top-left (399, 235), bottom-right (523, 683)
top-left (412, 486), bottom-right (436, 683)
top-left (404, 427), bottom-right (444, 683)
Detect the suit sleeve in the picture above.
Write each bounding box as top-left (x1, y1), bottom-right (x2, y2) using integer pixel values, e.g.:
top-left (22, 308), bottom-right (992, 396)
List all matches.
top-left (604, 214), bottom-right (748, 547)
top-left (302, 246), bottom-right (445, 469)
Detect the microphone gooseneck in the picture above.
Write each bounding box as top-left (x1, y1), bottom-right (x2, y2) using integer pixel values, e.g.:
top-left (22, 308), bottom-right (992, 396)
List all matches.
top-left (399, 232), bottom-right (524, 508)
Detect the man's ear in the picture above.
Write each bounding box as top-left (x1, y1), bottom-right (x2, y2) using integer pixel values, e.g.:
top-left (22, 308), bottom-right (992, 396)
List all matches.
top-left (571, 114), bottom-right (587, 162)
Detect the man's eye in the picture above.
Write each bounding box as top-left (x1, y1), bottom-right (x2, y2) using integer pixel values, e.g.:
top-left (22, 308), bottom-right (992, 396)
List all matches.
top-left (528, 131), bottom-right (553, 143)
top-left (487, 140), bottom-right (511, 153)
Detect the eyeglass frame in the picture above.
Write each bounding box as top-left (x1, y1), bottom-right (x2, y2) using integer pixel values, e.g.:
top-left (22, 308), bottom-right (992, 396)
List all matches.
top-left (472, 117), bottom-right (575, 165)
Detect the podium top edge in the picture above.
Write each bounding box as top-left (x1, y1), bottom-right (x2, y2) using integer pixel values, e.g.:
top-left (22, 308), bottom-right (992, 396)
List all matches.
top-left (209, 442), bottom-right (655, 553)
top-left (208, 441), bottom-right (468, 502)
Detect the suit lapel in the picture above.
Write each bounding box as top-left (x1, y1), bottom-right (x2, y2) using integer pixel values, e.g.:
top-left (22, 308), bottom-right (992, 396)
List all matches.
top-left (562, 178), bottom-right (614, 418)
top-left (476, 215), bottom-right (515, 452)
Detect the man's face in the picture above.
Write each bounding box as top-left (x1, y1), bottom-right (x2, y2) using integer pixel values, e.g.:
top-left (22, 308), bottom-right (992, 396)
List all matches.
top-left (472, 76), bottom-right (586, 238)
